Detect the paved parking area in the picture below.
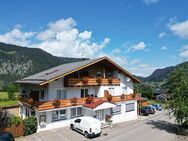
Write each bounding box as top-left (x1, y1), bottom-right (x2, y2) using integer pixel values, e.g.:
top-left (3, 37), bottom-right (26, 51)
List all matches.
top-left (16, 111), bottom-right (188, 141)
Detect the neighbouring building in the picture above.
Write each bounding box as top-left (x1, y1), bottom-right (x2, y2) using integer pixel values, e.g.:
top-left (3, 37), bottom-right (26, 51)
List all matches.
top-left (16, 56), bottom-right (141, 132)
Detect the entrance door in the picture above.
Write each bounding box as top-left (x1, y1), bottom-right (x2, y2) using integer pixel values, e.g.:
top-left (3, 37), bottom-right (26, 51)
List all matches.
top-left (95, 110), bottom-right (104, 121)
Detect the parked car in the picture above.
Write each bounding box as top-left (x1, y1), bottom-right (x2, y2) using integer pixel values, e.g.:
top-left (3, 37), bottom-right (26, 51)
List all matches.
top-left (143, 106), bottom-right (155, 114)
top-left (152, 104), bottom-right (162, 111)
top-left (148, 105), bottom-right (156, 111)
top-left (0, 132), bottom-right (14, 141)
top-left (139, 107), bottom-right (149, 116)
top-left (70, 116), bottom-right (102, 138)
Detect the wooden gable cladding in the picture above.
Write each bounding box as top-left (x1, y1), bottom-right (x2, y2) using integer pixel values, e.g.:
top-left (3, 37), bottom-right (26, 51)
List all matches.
top-left (67, 77), bottom-right (120, 87)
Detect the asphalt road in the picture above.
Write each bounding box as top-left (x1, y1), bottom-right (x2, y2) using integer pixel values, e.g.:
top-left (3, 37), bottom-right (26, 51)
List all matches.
top-left (16, 111), bottom-right (188, 141)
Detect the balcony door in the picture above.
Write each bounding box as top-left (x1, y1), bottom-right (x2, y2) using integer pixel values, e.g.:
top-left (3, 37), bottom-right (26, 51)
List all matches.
top-left (29, 90), bottom-right (39, 101)
top-left (81, 89), bottom-right (89, 98)
top-left (56, 90), bottom-right (67, 100)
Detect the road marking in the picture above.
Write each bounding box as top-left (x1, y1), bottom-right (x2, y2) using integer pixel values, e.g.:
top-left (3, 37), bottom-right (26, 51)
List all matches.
top-left (32, 134), bottom-right (41, 141)
top-left (51, 129), bottom-right (70, 141)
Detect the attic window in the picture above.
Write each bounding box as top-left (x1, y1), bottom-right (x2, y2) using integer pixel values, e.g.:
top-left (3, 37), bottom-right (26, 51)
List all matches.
top-left (45, 70), bottom-right (59, 75)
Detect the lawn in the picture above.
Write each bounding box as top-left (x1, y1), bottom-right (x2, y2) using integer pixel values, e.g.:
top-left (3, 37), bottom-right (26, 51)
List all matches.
top-left (0, 92), bottom-right (19, 106)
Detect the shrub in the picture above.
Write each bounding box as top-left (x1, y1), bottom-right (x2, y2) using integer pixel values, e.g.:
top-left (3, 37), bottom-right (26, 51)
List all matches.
top-left (7, 115), bottom-right (22, 127)
top-left (0, 109), bottom-right (10, 129)
top-left (23, 116), bottom-right (37, 136)
top-left (6, 83), bottom-right (17, 100)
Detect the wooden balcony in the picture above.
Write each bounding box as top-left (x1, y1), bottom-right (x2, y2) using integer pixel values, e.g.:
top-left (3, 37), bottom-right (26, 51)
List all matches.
top-left (67, 77), bottom-right (120, 87)
top-left (19, 94), bottom-right (140, 111)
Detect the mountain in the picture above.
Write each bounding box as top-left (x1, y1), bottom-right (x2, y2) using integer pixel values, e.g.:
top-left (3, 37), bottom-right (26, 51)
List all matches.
top-left (136, 61), bottom-right (188, 82)
top-left (0, 42), bottom-right (87, 88)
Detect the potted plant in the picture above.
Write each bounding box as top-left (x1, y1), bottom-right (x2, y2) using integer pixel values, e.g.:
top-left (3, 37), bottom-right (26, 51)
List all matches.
top-left (108, 77), bottom-right (113, 83)
top-left (82, 77), bottom-right (88, 84)
top-left (53, 99), bottom-right (60, 107)
top-left (132, 93), bottom-right (137, 99)
top-left (85, 96), bottom-right (94, 104)
top-left (70, 97), bottom-right (78, 106)
top-left (121, 94), bottom-right (125, 99)
top-left (96, 77), bottom-right (103, 83)
top-left (28, 98), bottom-right (34, 104)
top-left (107, 94), bottom-right (113, 101)
top-left (18, 95), bottom-right (23, 100)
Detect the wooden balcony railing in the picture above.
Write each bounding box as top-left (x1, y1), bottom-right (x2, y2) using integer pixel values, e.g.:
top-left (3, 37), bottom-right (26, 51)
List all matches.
top-left (19, 94), bottom-right (140, 111)
top-left (67, 77), bottom-right (120, 87)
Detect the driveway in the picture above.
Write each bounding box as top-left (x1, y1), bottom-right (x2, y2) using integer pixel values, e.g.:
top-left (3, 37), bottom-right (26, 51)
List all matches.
top-left (16, 111), bottom-right (188, 141)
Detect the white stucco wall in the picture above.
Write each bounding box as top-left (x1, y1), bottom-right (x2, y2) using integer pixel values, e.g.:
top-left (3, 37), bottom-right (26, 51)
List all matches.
top-left (112, 100), bottom-right (138, 124)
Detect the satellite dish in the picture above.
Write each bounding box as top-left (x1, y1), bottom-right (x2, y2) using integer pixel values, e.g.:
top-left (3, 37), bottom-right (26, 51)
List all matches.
top-left (126, 77), bottom-right (130, 82)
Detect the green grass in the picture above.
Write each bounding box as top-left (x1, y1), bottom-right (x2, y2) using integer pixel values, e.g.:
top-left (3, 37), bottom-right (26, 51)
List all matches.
top-left (0, 92), bottom-right (19, 106)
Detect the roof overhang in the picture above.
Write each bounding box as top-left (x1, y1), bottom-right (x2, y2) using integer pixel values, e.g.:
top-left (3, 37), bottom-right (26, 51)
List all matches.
top-left (83, 100), bottom-right (117, 111)
top-left (15, 56), bottom-right (141, 85)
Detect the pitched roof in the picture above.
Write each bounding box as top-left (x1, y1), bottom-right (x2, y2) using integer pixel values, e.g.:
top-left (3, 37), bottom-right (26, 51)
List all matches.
top-left (83, 100), bottom-right (116, 110)
top-left (15, 56), bottom-right (141, 85)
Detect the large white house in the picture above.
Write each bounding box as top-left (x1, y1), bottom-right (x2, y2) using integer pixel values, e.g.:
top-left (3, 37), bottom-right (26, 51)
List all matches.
top-left (16, 56), bottom-right (141, 132)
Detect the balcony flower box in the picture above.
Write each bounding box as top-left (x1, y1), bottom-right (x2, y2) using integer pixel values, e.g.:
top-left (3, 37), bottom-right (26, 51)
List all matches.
top-left (132, 93), bottom-right (137, 99)
top-left (70, 97), bottom-right (78, 106)
top-left (96, 77), bottom-right (103, 83)
top-left (53, 100), bottom-right (60, 107)
top-left (121, 94), bottom-right (125, 99)
top-left (85, 96), bottom-right (94, 104)
top-left (108, 77), bottom-right (113, 83)
top-left (82, 77), bottom-right (88, 84)
top-left (28, 98), bottom-right (34, 104)
top-left (107, 94), bottom-right (113, 102)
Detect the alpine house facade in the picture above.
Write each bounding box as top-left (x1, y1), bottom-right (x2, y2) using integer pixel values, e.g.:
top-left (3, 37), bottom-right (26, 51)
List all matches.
top-left (16, 57), bottom-right (141, 132)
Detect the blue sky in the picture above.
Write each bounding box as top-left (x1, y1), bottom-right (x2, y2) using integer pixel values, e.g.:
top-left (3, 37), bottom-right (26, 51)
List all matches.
top-left (0, 0), bottom-right (188, 76)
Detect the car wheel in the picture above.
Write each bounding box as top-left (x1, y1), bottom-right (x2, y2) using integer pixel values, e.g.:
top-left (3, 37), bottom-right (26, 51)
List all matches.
top-left (84, 131), bottom-right (89, 138)
top-left (70, 124), bottom-right (74, 130)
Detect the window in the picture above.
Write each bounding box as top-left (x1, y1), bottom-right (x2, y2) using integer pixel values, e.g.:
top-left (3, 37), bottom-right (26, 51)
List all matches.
top-left (109, 87), bottom-right (115, 96)
top-left (71, 108), bottom-right (76, 117)
top-left (40, 90), bottom-right (45, 100)
top-left (52, 109), bottom-right (67, 121)
top-left (112, 104), bottom-right (121, 115)
top-left (125, 103), bottom-right (135, 112)
top-left (52, 111), bottom-right (58, 120)
top-left (123, 87), bottom-right (128, 94)
top-left (26, 108), bottom-right (30, 117)
top-left (96, 72), bottom-right (102, 77)
top-left (71, 107), bottom-right (83, 118)
top-left (81, 89), bottom-right (88, 98)
top-left (56, 90), bottom-right (66, 99)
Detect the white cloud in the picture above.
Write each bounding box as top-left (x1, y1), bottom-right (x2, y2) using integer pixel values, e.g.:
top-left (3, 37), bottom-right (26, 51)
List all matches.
top-left (161, 46), bottom-right (167, 51)
top-left (179, 45), bottom-right (188, 57)
top-left (125, 41), bottom-right (147, 52)
top-left (78, 31), bottom-right (92, 40)
top-left (112, 48), bottom-right (121, 54)
top-left (128, 65), bottom-right (157, 77)
top-left (168, 19), bottom-right (188, 39)
top-left (142, 0), bottom-right (160, 5)
top-left (158, 32), bottom-right (166, 38)
top-left (0, 28), bottom-right (35, 46)
top-left (0, 18), bottom-right (110, 58)
top-left (130, 59), bottom-right (140, 65)
top-left (139, 64), bottom-right (150, 67)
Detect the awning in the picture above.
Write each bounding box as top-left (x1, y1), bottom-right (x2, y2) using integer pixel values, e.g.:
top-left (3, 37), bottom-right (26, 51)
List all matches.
top-left (83, 100), bottom-right (117, 111)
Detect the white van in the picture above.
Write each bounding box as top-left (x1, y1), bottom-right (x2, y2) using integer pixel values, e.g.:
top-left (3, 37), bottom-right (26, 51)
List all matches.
top-left (70, 116), bottom-right (102, 138)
